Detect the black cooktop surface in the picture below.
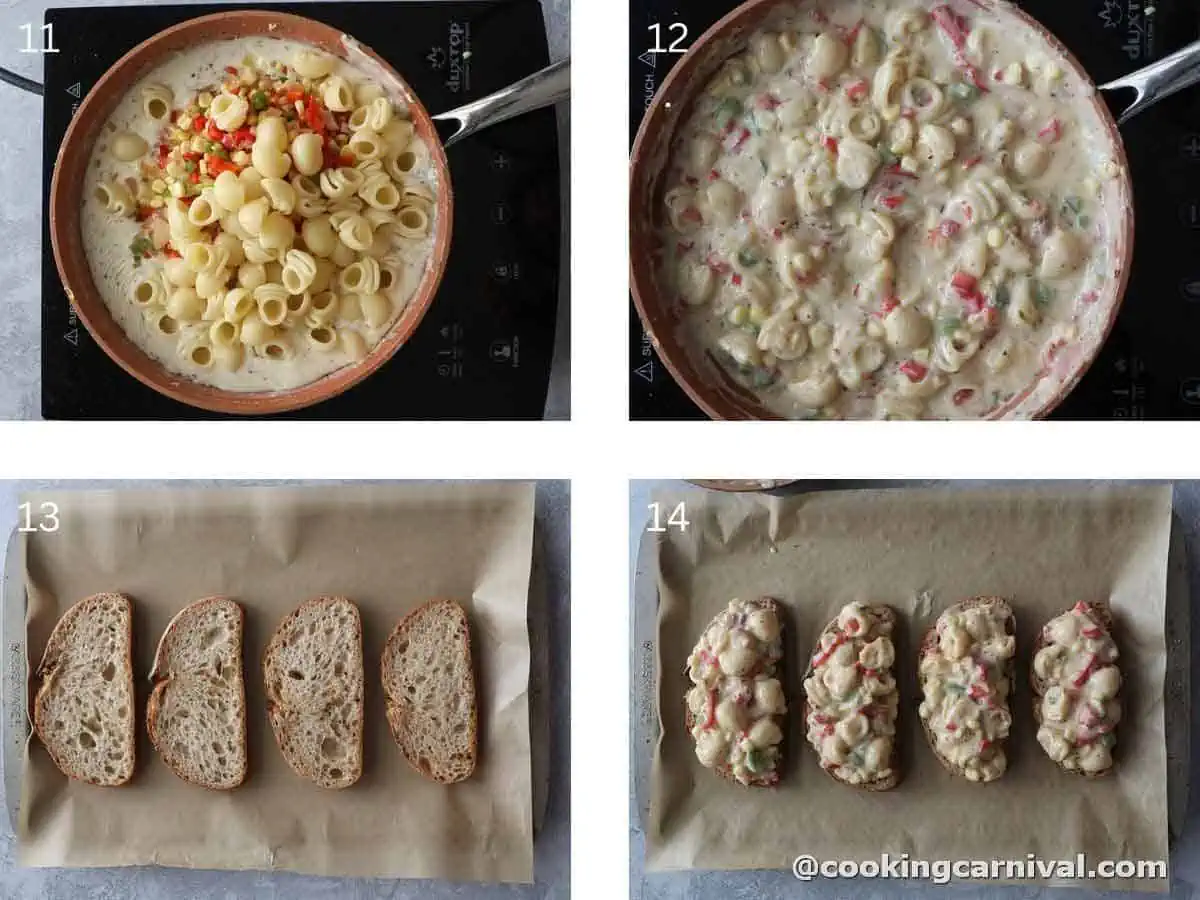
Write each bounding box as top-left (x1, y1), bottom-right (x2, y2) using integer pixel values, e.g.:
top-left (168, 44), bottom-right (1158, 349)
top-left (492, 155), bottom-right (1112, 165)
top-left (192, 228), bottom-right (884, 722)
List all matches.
top-left (42, 0), bottom-right (560, 419)
top-left (629, 0), bottom-right (1200, 419)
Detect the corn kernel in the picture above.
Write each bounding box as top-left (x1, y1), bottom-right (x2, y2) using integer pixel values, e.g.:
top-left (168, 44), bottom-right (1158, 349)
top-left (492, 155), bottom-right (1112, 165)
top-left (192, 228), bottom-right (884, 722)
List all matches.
top-left (809, 245), bottom-right (826, 262)
top-left (149, 196), bottom-right (165, 209)
top-left (998, 212), bottom-right (1014, 228)
top-left (809, 322), bottom-right (832, 348)
top-left (912, 347), bottom-right (931, 364)
top-left (727, 305), bottom-right (749, 326)
top-left (170, 181), bottom-right (186, 198)
top-left (900, 154), bottom-right (919, 174)
top-left (166, 162), bottom-right (183, 178)
top-left (1045, 63), bottom-right (1063, 82)
top-left (151, 179), bottom-right (166, 193)
top-left (986, 227), bottom-right (1004, 249)
top-left (749, 304), bottom-right (770, 326)
top-left (232, 150), bottom-right (250, 166)
top-left (866, 320), bottom-right (884, 339)
top-left (197, 91), bottom-right (213, 109)
top-left (949, 116), bottom-right (971, 138)
top-left (176, 114), bottom-right (191, 131)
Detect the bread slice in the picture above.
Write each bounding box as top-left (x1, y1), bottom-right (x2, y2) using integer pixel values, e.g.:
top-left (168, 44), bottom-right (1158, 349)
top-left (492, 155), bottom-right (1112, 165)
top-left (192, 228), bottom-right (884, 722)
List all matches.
top-left (918, 596), bottom-right (1015, 782)
top-left (264, 596), bottom-right (364, 788)
top-left (146, 596), bottom-right (246, 789)
top-left (684, 596), bottom-right (787, 788)
top-left (802, 603), bottom-right (901, 791)
top-left (1031, 600), bottom-right (1119, 778)
top-left (382, 598), bottom-right (478, 784)
top-left (33, 592), bottom-right (135, 786)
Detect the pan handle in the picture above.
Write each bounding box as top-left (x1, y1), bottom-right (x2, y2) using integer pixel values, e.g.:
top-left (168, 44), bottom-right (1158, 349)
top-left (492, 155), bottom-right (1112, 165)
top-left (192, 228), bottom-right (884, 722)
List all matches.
top-left (1099, 39), bottom-right (1200, 125)
top-left (432, 58), bottom-right (569, 148)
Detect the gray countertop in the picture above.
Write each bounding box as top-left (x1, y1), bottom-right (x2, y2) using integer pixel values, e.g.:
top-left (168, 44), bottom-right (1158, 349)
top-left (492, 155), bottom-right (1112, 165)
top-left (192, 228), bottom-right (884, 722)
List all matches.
top-left (0, 479), bottom-right (570, 900)
top-left (0, 0), bottom-right (571, 421)
top-left (629, 480), bottom-right (1200, 900)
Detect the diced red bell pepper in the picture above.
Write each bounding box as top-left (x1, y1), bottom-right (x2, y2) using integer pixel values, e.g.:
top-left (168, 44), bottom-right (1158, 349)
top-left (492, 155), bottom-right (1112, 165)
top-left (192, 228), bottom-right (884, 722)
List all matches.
top-left (879, 194), bottom-right (905, 210)
top-left (953, 388), bottom-right (975, 406)
top-left (224, 65), bottom-right (239, 76)
top-left (900, 360), bottom-right (927, 382)
top-left (822, 136), bottom-right (838, 154)
top-left (1071, 653), bottom-right (1099, 688)
top-left (962, 155), bottom-right (982, 169)
top-left (303, 95), bottom-right (325, 131)
top-left (193, 115), bottom-right (207, 132)
top-left (206, 121), bottom-right (224, 141)
top-left (880, 295), bottom-right (900, 316)
top-left (163, 243), bottom-right (181, 259)
top-left (1037, 118), bottom-right (1062, 143)
top-left (755, 93), bottom-right (781, 111)
top-left (845, 79), bottom-right (868, 102)
top-left (182, 151), bottom-right (202, 162)
top-left (931, 5), bottom-right (968, 49)
top-left (206, 154), bottom-right (240, 176)
top-left (189, 171), bottom-right (200, 184)
top-left (135, 206), bottom-right (155, 222)
top-left (951, 271), bottom-right (978, 293)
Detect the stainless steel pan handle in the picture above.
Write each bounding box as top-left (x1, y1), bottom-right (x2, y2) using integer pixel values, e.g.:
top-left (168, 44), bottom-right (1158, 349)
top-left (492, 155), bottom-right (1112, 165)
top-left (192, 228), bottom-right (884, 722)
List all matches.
top-left (1099, 39), bottom-right (1200, 124)
top-left (432, 58), bottom-right (569, 148)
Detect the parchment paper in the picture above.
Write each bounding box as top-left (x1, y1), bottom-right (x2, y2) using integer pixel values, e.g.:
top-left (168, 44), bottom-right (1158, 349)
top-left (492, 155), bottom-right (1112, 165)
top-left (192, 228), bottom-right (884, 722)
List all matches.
top-left (648, 485), bottom-right (1172, 892)
top-left (17, 483), bottom-right (536, 883)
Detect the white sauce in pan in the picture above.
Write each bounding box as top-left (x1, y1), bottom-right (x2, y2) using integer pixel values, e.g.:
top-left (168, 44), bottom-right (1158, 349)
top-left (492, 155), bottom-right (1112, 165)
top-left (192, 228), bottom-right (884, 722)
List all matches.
top-left (659, 1), bottom-right (1126, 419)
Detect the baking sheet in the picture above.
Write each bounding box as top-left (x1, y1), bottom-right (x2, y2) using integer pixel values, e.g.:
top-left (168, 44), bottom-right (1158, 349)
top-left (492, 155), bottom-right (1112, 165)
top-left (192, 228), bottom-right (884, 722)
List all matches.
top-left (13, 483), bottom-right (537, 883)
top-left (642, 485), bottom-right (1174, 891)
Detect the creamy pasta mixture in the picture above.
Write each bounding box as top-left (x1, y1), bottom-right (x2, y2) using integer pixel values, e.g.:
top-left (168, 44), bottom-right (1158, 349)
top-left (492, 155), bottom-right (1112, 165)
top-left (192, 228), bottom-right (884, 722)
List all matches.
top-left (1033, 602), bottom-right (1120, 774)
top-left (83, 38), bottom-right (437, 391)
top-left (918, 600), bottom-right (1014, 782)
top-left (686, 597), bottom-right (786, 786)
top-left (804, 602), bottom-right (897, 785)
top-left (659, 1), bottom-right (1124, 419)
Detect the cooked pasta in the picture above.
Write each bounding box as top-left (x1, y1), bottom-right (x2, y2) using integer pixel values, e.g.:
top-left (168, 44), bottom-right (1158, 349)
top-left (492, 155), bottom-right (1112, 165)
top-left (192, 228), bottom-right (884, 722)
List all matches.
top-left (85, 37), bottom-right (437, 390)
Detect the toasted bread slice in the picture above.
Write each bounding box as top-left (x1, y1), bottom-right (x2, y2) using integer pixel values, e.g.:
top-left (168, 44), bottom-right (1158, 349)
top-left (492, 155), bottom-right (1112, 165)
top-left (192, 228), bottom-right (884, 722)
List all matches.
top-left (33, 592), bottom-right (135, 786)
top-left (802, 603), bottom-right (901, 791)
top-left (918, 596), bottom-right (1015, 783)
top-left (684, 596), bottom-right (787, 788)
top-left (264, 596), bottom-right (363, 789)
top-left (1031, 600), bottom-right (1120, 778)
top-left (147, 596), bottom-right (246, 789)
top-left (382, 598), bottom-right (478, 784)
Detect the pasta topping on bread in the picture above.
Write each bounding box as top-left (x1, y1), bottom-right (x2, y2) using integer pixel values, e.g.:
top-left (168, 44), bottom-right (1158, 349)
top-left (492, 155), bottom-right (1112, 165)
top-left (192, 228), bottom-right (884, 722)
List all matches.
top-left (1032, 601), bottom-right (1121, 775)
top-left (918, 597), bottom-right (1014, 782)
top-left (803, 602), bottom-right (899, 787)
top-left (685, 597), bottom-right (786, 786)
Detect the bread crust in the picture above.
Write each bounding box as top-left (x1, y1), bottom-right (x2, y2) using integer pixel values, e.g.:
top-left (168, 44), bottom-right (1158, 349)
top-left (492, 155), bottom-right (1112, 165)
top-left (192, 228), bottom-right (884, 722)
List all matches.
top-left (918, 596), bottom-right (1014, 782)
top-left (381, 598), bottom-right (478, 785)
top-left (33, 592), bottom-right (135, 786)
top-left (263, 595), bottom-right (364, 788)
top-left (1030, 600), bottom-right (1117, 779)
top-left (802, 604), bottom-right (901, 791)
top-left (146, 595), bottom-right (247, 790)
top-left (684, 596), bottom-right (786, 788)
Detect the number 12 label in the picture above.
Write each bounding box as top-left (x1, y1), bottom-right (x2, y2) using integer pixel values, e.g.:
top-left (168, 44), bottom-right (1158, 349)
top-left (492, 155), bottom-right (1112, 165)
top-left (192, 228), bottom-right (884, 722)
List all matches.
top-left (648, 23), bottom-right (689, 54)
